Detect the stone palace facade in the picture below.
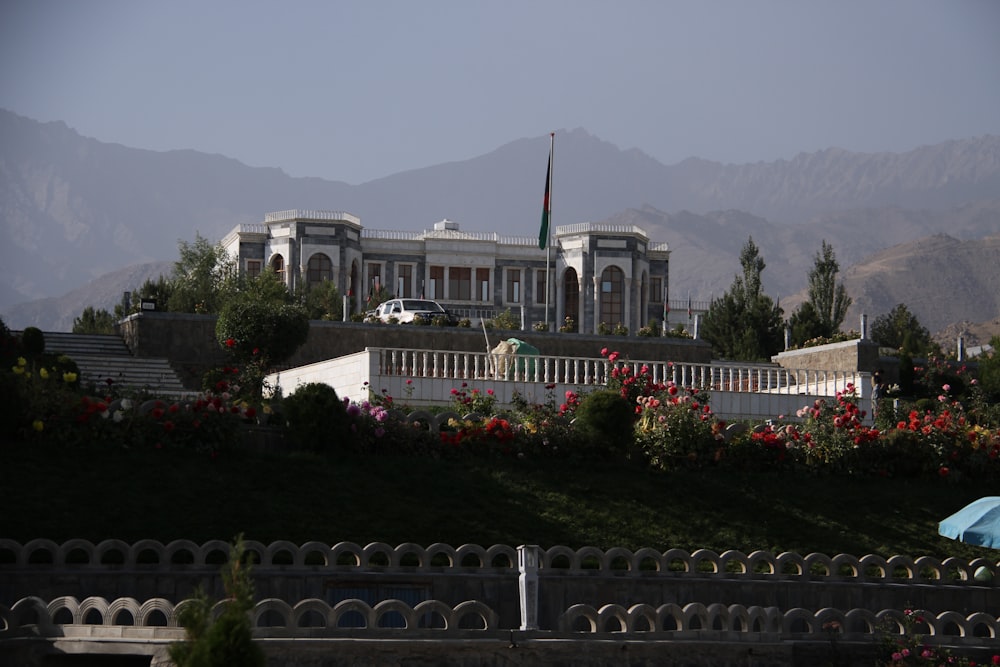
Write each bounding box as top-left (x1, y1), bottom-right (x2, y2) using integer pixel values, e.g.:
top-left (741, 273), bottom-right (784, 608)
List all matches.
top-left (221, 210), bottom-right (670, 334)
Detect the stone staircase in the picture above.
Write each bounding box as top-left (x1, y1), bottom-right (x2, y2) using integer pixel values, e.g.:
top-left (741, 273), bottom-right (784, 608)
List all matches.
top-left (40, 332), bottom-right (190, 396)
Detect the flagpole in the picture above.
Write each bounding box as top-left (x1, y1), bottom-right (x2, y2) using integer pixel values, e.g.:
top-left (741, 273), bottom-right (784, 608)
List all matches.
top-left (544, 132), bottom-right (554, 331)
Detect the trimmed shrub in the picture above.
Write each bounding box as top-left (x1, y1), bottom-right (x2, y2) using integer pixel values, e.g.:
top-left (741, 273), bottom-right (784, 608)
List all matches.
top-left (21, 327), bottom-right (45, 358)
top-left (282, 383), bottom-right (350, 452)
top-left (574, 389), bottom-right (636, 459)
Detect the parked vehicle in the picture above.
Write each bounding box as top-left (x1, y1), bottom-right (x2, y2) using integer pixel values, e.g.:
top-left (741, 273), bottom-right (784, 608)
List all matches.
top-left (369, 299), bottom-right (457, 324)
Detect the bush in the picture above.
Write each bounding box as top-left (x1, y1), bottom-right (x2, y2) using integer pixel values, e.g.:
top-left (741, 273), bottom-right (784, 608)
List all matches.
top-left (637, 319), bottom-right (661, 337)
top-left (636, 390), bottom-right (722, 469)
top-left (491, 309), bottom-right (519, 331)
top-left (282, 383), bottom-right (350, 452)
top-left (21, 327), bottom-right (45, 358)
top-left (574, 389), bottom-right (636, 459)
top-left (169, 535), bottom-right (265, 667)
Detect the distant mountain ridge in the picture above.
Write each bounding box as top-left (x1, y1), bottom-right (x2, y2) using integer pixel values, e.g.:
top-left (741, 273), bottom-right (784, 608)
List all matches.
top-left (2, 108), bottom-right (1000, 335)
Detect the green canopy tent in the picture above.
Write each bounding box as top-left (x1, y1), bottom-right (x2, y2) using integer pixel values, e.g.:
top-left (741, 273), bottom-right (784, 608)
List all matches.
top-left (490, 337), bottom-right (539, 379)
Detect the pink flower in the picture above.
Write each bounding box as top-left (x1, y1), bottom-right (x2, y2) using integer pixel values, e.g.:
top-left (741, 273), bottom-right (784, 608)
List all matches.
top-left (608, 352), bottom-right (619, 362)
top-left (942, 383), bottom-right (951, 392)
top-left (600, 347), bottom-right (608, 356)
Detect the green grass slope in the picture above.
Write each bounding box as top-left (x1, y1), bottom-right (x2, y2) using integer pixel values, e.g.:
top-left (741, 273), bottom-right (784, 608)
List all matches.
top-left (1, 443), bottom-right (995, 562)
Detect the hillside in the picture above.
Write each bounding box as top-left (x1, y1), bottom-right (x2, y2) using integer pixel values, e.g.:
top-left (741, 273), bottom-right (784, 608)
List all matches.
top-left (3, 109), bottom-right (1000, 333)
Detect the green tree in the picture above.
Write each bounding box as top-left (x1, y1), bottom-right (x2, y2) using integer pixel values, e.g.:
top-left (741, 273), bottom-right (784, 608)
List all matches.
top-left (299, 279), bottom-right (343, 321)
top-left (788, 240), bottom-right (852, 346)
top-left (116, 275), bottom-right (174, 318)
top-left (72, 306), bottom-right (116, 334)
top-left (244, 268), bottom-right (293, 304)
top-left (215, 289), bottom-right (309, 400)
top-left (975, 335), bottom-right (1000, 400)
top-left (167, 234), bottom-right (238, 314)
top-left (701, 237), bottom-right (784, 361)
top-left (168, 535), bottom-right (265, 667)
top-left (871, 304), bottom-right (935, 355)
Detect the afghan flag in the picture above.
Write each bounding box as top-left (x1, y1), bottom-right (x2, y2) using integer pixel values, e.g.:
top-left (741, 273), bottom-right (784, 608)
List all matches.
top-left (539, 138), bottom-right (553, 250)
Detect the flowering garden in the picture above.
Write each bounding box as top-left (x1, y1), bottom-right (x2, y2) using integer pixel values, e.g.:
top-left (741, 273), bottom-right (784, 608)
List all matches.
top-left (5, 320), bottom-right (1000, 486)
top-left (5, 323), bottom-right (1000, 667)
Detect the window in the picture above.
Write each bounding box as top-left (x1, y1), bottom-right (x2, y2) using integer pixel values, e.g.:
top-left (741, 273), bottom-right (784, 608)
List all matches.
top-left (535, 268), bottom-right (548, 305)
top-left (448, 267), bottom-right (472, 301)
top-left (270, 255), bottom-right (285, 277)
top-left (429, 266), bottom-right (443, 299)
top-left (599, 265), bottom-right (624, 328)
top-left (367, 262), bottom-right (382, 298)
top-left (246, 260), bottom-right (261, 279)
top-left (476, 268), bottom-right (490, 302)
top-left (506, 269), bottom-right (521, 303)
top-left (650, 277), bottom-right (663, 303)
top-left (396, 264), bottom-right (413, 298)
top-left (307, 253), bottom-right (333, 287)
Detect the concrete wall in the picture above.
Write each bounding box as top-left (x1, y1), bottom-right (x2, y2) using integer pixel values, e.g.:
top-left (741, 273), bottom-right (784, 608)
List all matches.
top-left (772, 339), bottom-right (880, 374)
top-left (3, 539), bottom-right (997, 627)
top-left (118, 312), bottom-right (713, 391)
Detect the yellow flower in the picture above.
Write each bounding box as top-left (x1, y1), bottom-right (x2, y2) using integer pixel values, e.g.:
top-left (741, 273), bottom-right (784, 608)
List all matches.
top-left (17, 357), bottom-right (26, 366)
top-left (32, 420), bottom-right (44, 432)
top-left (12, 365), bottom-right (24, 375)
top-left (39, 367), bottom-right (49, 379)
top-left (63, 372), bottom-right (78, 383)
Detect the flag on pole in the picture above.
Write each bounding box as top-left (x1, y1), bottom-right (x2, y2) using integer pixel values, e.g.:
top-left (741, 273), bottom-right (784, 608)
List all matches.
top-left (687, 294), bottom-right (692, 319)
top-left (539, 136), bottom-right (553, 250)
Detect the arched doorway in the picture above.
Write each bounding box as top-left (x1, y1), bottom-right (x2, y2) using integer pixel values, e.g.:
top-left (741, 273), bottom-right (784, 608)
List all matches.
top-left (270, 254), bottom-right (286, 286)
top-left (562, 268), bottom-right (579, 332)
top-left (599, 265), bottom-right (624, 330)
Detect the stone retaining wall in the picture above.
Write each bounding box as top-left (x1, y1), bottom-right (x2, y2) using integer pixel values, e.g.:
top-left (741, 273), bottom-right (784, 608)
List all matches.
top-left (117, 312), bottom-right (713, 391)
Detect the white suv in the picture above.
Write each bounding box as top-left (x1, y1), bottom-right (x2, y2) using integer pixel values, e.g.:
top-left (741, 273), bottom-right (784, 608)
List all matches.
top-left (370, 299), bottom-right (456, 324)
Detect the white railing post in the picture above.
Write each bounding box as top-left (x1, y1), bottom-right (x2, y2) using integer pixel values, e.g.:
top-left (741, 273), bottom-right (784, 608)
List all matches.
top-left (518, 545), bottom-right (540, 631)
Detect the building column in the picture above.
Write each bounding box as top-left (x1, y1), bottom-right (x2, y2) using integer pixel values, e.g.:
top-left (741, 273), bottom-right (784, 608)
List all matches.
top-left (592, 275), bottom-right (601, 335)
top-left (624, 276), bottom-right (633, 334)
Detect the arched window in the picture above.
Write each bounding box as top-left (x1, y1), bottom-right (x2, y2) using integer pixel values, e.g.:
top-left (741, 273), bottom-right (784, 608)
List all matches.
top-left (599, 265), bottom-right (624, 329)
top-left (307, 253), bottom-right (333, 287)
top-left (562, 268), bottom-right (579, 332)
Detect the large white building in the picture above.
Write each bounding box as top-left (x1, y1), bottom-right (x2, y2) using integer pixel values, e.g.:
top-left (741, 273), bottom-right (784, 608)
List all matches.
top-left (221, 210), bottom-right (671, 334)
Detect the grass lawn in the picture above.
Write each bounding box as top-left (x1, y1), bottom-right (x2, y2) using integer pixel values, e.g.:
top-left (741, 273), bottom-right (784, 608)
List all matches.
top-left (1, 441), bottom-right (996, 562)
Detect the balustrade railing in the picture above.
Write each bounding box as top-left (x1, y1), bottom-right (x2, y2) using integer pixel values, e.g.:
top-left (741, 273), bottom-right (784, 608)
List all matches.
top-left (374, 348), bottom-right (862, 396)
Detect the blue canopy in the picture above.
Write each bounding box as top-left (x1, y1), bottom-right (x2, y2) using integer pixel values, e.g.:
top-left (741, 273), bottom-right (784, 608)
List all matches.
top-left (938, 496), bottom-right (1000, 549)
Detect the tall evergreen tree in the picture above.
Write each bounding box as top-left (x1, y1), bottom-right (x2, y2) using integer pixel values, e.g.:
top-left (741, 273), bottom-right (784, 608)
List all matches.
top-left (788, 240), bottom-right (852, 346)
top-left (701, 237), bottom-right (784, 361)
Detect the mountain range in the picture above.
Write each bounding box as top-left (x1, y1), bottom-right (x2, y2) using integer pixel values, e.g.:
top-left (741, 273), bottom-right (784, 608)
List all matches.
top-left (2, 108), bottom-right (999, 343)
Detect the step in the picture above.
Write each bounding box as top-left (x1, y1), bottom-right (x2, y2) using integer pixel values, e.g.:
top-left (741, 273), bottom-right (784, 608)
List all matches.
top-left (20, 332), bottom-right (133, 358)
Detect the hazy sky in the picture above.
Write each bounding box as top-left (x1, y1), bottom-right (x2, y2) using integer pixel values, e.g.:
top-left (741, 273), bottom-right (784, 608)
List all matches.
top-left (2, 0), bottom-right (998, 185)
